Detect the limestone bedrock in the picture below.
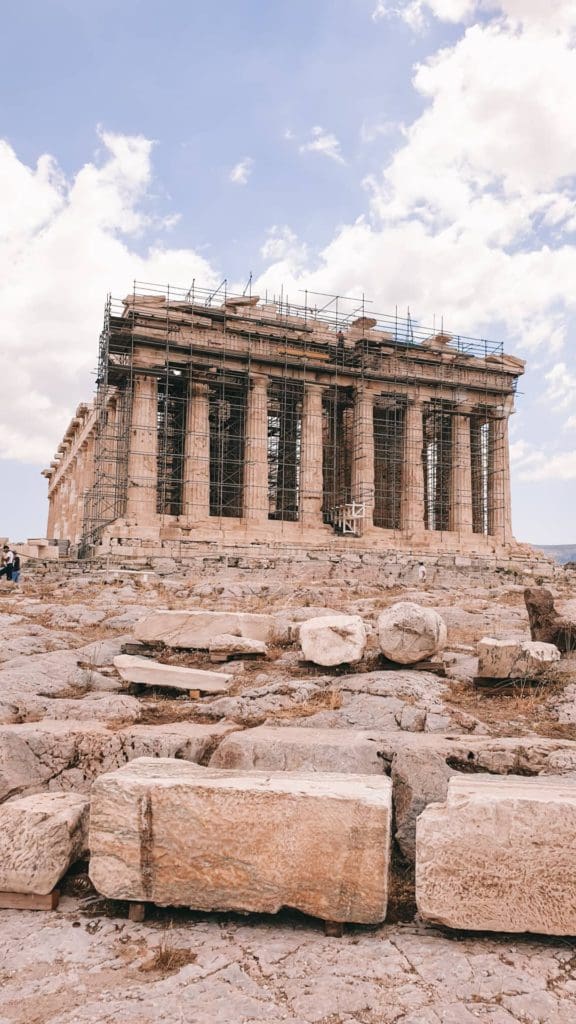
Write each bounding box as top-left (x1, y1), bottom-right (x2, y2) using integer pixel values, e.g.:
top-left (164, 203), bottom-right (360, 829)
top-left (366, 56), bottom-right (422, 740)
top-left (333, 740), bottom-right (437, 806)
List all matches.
top-left (299, 614), bottom-right (367, 666)
top-left (113, 654), bottom-right (232, 692)
top-left (416, 775), bottom-right (576, 936)
top-left (89, 757), bottom-right (392, 924)
top-left (211, 726), bottom-right (386, 774)
top-left (0, 792), bottom-right (88, 895)
top-left (134, 610), bottom-right (274, 648)
top-left (477, 637), bottom-right (560, 679)
top-left (377, 602), bottom-right (447, 665)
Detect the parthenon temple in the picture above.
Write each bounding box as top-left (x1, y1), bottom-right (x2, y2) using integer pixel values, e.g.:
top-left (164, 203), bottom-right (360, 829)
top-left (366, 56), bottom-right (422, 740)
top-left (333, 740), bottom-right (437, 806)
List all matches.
top-left (42, 281), bottom-right (525, 559)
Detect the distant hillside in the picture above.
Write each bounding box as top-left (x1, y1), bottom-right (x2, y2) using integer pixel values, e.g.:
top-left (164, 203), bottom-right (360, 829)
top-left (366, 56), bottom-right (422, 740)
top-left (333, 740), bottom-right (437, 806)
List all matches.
top-left (532, 544), bottom-right (576, 565)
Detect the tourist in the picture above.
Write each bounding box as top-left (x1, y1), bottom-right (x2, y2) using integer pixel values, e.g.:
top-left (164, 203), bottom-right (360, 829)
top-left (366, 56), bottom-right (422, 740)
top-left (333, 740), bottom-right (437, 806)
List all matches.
top-left (0, 544), bottom-right (14, 581)
top-left (418, 562), bottom-right (427, 583)
top-left (11, 551), bottom-right (21, 584)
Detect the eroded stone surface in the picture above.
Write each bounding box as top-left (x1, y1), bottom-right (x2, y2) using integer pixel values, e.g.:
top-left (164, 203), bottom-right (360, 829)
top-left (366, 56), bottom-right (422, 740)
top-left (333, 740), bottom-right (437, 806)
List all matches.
top-left (114, 654), bottom-right (232, 692)
top-left (377, 603), bottom-right (447, 665)
top-left (477, 637), bottom-right (560, 679)
top-left (89, 757), bottom-right (391, 923)
top-left (299, 614), bottom-right (367, 666)
top-left (0, 720), bottom-right (236, 802)
top-left (417, 775), bottom-right (576, 935)
top-left (0, 792), bottom-right (88, 894)
top-left (210, 726), bottom-right (387, 774)
top-left (134, 610), bottom-right (274, 648)
top-left (207, 634), bottom-right (268, 657)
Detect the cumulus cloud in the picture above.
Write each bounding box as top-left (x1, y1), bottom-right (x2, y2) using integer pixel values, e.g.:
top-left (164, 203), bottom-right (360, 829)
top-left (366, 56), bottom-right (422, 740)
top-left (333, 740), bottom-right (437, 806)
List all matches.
top-left (299, 126), bottom-right (346, 165)
top-left (258, 0), bottom-right (576, 487)
top-left (229, 157), bottom-right (254, 185)
top-left (0, 130), bottom-right (218, 464)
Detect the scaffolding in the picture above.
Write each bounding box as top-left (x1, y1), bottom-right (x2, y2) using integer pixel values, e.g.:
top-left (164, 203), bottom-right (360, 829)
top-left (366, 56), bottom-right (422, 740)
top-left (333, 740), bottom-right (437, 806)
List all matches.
top-left (64, 278), bottom-right (520, 555)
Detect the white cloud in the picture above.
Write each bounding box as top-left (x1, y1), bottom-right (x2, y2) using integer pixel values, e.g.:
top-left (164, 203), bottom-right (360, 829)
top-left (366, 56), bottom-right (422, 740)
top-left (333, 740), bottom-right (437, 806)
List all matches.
top-left (0, 130), bottom-right (218, 464)
top-left (511, 442), bottom-right (576, 482)
top-left (258, 0), bottom-right (576, 487)
top-left (229, 157), bottom-right (254, 185)
top-left (359, 119), bottom-right (401, 144)
top-left (299, 126), bottom-right (346, 165)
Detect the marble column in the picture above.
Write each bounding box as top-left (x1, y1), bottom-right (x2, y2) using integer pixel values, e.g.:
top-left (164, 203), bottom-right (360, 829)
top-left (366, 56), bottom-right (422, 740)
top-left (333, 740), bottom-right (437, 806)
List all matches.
top-left (401, 400), bottom-right (425, 532)
top-left (243, 375), bottom-right (269, 522)
top-left (490, 413), bottom-right (512, 542)
top-left (126, 375), bottom-right (158, 522)
top-left (47, 485), bottom-right (57, 539)
top-left (351, 387), bottom-right (375, 530)
top-left (450, 411), bottom-right (473, 534)
top-left (300, 383), bottom-right (324, 527)
top-left (183, 381), bottom-right (211, 521)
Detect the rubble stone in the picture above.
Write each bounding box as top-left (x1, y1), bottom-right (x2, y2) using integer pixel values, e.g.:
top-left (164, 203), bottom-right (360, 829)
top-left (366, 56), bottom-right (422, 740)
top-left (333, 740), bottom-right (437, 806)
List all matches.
top-left (416, 775), bottom-right (576, 935)
top-left (477, 637), bottom-right (560, 679)
top-left (377, 603), bottom-right (447, 665)
top-left (89, 757), bottom-right (392, 924)
top-left (524, 588), bottom-right (576, 652)
top-left (0, 792), bottom-right (88, 894)
top-left (299, 614), bottom-right (367, 666)
top-left (113, 654), bottom-right (232, 692)
top-left (207, 634), bottom-right (267, 657)
top-left (134, 610), bottom-right (274, 648)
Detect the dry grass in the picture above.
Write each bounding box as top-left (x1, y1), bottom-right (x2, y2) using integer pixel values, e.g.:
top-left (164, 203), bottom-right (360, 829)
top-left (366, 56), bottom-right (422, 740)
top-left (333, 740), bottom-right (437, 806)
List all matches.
top-left (138, 928), bottom-right (198, 975)
top-left (445, 673), bottom-right (576, 739)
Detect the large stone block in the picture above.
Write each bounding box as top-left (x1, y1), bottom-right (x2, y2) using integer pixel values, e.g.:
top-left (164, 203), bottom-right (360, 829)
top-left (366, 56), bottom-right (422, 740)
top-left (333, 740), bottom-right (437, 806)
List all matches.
top-left (416, 776), bottom-right (576, 935)
top-left (89, 758), bottom-right (392, 924)
top-left (377, 603), bottom-right (447, 665)
top-left (210, 726), bottom-right (386, 774)
top-left (477, 638), bottom-right (560, 679)
top-left (299, 614), bottom-right (367, 666)
top-left (134, 610), bottom-right (274, 649)
top-left (113, 655), bottom-right (232, 693)
top-left (0, 792), bottom-right (88, 894)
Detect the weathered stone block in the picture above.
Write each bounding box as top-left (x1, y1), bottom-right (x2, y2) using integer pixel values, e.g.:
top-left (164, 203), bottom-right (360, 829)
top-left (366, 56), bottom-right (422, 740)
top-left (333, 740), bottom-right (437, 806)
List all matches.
top-left (377, 603), bottom-right (447, 665)
top-left (207, 634), bottom-right (267, 657)
top-left (416, 776), bottom-right (576, 935)
top-left (0, 792), bottom-right (88, 895)
top-left (477, 638), bottom-right (560, 679)
top-left (134, 610), bottom-right (274, 648)
top-left (113, 655), bottom-right (232, 692)
top-left (299, 614), bottom-right (367, 666)
top-left (210, 726), bottom-right (386, 774)
top-left (89, 758), bottom-right (392, 924)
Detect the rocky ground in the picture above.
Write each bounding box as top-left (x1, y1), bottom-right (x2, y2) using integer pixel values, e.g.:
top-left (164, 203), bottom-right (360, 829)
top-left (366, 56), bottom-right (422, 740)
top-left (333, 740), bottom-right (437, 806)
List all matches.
top-left (0, 558), bottom-right (575, 1023)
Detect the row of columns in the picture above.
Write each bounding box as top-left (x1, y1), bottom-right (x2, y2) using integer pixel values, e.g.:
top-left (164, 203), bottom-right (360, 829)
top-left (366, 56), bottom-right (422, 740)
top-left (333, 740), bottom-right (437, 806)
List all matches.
top-left (123, 374), bottom-right (512, 541)
top-left (49, 432), bottom-right (96, 544)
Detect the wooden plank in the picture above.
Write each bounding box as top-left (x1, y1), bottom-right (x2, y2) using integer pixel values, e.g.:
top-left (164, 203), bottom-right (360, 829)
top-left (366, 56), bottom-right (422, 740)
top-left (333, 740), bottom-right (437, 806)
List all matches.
top-left (128, 901), bottom-right (146, 922)
top-left (0, 889), bottom-right (59, 911)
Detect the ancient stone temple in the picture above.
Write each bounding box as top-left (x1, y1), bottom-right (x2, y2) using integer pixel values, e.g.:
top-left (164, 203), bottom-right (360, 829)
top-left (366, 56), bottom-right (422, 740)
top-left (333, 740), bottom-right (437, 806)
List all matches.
top-left (43, 282), bottom-right (525, 560)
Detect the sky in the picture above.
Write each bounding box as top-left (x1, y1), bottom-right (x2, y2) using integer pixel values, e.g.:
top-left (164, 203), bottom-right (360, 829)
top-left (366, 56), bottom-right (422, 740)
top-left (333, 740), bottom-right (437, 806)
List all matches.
top-left (1, 0), bottom-right (575, 544)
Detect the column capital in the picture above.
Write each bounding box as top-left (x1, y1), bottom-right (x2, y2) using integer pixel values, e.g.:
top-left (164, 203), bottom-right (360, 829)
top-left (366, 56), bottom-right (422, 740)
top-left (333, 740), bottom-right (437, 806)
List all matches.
top-left (249, 374), bottom-right (268, 390)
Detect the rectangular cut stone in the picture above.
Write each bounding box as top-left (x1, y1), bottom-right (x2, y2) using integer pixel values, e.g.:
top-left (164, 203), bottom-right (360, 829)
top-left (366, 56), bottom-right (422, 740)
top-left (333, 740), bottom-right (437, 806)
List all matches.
top-left (477, 637), bottom-right (560, 679)
top-left (416, 776), bottom-right (576, 935)
top-left (0, 792), bottom-right (88, 895)
top-left (113, 655), bottom-right (232, 693)
top-left (89, 757), bottom-right (392, 924)
top-left (210, 727), bottom-right (386, 775)
top-left (134, 610), bottom-right (274, 648)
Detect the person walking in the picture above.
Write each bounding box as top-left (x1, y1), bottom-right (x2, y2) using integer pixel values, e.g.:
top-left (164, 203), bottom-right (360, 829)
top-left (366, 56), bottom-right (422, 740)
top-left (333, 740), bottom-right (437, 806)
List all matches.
top-left (0, 545), bottom-right (14, 581)
top-left (418, 562), bottom-right (427, 583)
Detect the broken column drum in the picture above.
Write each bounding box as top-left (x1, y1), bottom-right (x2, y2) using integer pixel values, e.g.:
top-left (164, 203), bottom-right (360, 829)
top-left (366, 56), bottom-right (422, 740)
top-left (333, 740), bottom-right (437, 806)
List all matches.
top-left (43, 283), bottom-right (525, 556)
